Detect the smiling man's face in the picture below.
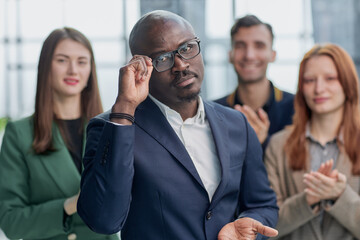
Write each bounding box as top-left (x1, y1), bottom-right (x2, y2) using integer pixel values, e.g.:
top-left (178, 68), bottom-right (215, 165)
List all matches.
top-left (229, 24), bottom-right (276, 85)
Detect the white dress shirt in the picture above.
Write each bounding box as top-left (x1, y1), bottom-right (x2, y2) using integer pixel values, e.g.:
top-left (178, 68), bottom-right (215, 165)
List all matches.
top-left (149, 95), bottom-right (221, 201)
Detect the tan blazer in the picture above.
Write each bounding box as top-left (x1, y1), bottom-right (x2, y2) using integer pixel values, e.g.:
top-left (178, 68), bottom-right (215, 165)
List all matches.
top-left (265, 129), bottom-right (360, 240)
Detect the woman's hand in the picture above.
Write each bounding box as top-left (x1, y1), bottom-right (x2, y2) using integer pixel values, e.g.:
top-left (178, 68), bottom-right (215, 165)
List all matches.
top-left (64, 192), bottom-right (80, 215)
top-left (304, 169), bottom-right (346, 203)
top-left (303, 159), bottom-right (346, 206)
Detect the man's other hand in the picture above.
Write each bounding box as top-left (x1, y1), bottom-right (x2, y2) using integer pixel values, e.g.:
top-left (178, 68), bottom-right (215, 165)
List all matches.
top-left (218, 217), bottom-right (278, 240)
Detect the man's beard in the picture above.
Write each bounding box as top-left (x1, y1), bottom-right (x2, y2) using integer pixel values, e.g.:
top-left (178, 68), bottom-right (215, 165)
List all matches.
top-left (174, 69), bottom-right (201, 102)
top-left (177, 89), bottom-right (201, 102)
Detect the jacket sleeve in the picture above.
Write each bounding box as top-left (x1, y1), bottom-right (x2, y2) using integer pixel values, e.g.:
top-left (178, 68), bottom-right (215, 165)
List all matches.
top-left (324, 183), bottom-right (360, 238)
top-left (264, 136), bottom-right (319, 238)
top-left (77, 117), bottom-right (135, 234)
top-left (0, 122), bottom-right (68, 239)
top-left (237, 120), bottom-right (279, 239)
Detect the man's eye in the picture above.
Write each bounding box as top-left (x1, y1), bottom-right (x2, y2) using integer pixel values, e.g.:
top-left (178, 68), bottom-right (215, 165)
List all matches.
top-left (180, 44), bottom-right (193, 53)
top-left (157, 55), bottom-right (169, 63)
top-left (233, 42), bottom-right (245, 49)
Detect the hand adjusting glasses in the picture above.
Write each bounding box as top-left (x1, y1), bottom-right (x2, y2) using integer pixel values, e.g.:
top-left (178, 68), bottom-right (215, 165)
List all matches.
top-left (152, 37), bottom-right (201, 72)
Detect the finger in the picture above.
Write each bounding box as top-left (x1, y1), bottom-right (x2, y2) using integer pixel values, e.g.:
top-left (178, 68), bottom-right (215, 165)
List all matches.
top-left (135, 58), bottom-right (148, 81)
top-left (304, 173), bottom-right (332, 194)
top-left (337, 172), bottom-right (347, 183)
top-left (130, 55), bottom-right (151, 81)
top-left (329, 169), bottom-right (339, 179)
top-left (327, 159), bottom-right (334, 168)
top-left (304, 173), bottom-right (334, 195)
top-left (242, 105), bottom-right (259, 122)
top-left (235, 106), bottom-right (253, 124)
top-left (318, 160), bottom-right (331, 175)
top-left (255, 223), bottom-right (278, 237)
top-left (316, 159), bottom-right (333, 175)
top-left (257, 108), bottom-right (270, 127)
top-left (234, 104), bottom-right (243, 112)
top-left (142, 57), bottom-right (153, 82)
top-left (235, 105), bottom-right (251, 120)
top-left (304, 188), bottom-right (322, 198)
top-left (303, 178), bottom-right (324, 195)
top-left (126, 60), bottom-right (145, 81)
top-left (311, 172), bottom-right (336, 188)
top-left (322, 159), bottom-right (334, 175)
top-left (304, 173), bottom-right (322, 185)
top-left (217, 235), bottom-right (231, 240)
top-left (242, 105), bottom-right (263, 128)
top-left (317, 163), bottom-right (326, 175)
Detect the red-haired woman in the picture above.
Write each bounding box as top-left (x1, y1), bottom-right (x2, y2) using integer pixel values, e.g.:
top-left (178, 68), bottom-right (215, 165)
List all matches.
top-left (0, 27), bottom-right (118, 240)
top-left (265, 43), bottom-right (360, 240)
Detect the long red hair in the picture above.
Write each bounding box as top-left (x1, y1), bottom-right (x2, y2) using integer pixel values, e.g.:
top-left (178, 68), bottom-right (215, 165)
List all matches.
top-left (285, 43), bottom-right (360, 175)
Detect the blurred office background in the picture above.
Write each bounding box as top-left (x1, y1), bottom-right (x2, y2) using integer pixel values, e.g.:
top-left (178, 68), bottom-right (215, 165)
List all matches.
top-left (0, 0), bottom-right (314, 121)
top-left (2, 0), bottom-right (360, 121)
top-left (0, 0), bottom-right (360, 238)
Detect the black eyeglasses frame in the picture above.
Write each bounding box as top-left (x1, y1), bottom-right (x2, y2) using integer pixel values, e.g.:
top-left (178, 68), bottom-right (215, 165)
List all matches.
top-left (152, 37), bottom-right (201, 72)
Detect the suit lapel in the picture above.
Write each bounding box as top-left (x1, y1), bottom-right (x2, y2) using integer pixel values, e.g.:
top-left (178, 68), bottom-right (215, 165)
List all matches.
top-left (135, 97), bottom-right (205, 189)
top-left (39, 124), bottom-right (80, 196)
top-left (204, 102), bottom-right (230, 206)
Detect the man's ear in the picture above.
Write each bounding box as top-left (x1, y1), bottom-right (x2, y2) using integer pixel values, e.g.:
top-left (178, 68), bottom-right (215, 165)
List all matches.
top-left (270, 50), bottom-right (277, 63)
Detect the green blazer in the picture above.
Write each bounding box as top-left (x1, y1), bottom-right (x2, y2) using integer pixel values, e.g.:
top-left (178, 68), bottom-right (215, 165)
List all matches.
top-left (0, 117), bottom-right (119, 240)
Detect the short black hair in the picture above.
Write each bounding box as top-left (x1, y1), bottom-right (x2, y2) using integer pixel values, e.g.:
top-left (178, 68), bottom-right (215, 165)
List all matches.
top-left (230, 15), bottom-right (274, 44)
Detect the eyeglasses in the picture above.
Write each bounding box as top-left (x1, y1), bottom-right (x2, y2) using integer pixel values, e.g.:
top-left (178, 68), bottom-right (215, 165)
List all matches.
top-left (152, 37), bottom-right (201, 72)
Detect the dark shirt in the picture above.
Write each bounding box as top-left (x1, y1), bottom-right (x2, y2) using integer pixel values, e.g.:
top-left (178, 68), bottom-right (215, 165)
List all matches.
top-left (59, 118), bottom-right (83, 226)
top-left (215, 81), bottom-right (294, 150)
top-left (59, 118), bottom-right (83, 173)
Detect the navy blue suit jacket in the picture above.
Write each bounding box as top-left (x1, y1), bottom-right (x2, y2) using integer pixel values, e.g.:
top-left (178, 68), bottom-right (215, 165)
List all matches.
top-left (78, 97), bottom-right (278, 240)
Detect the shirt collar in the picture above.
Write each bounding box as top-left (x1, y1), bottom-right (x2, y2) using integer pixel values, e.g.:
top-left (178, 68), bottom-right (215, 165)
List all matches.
top-left (234, 80), bottom-right (274, 112)
top-left (305, 122), bottom-right (344, 145)
top-left (148, 94), bottom-right (206, 124)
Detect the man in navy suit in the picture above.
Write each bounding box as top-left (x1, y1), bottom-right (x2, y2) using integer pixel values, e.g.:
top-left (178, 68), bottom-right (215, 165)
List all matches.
top-left (78, 10), bottom-right (278, 240)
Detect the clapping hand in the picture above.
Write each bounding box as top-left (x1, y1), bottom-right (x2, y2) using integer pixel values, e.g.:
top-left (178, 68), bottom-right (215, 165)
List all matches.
top-left (234, 105), bottom-right (270, 144)
top-left (303, 159), bottom-right (347, 205)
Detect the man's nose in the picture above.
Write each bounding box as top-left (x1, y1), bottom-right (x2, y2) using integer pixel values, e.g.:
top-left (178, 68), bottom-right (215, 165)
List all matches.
top-left (244, 47), bottom-right (256, 60)
top-left (171, 54), bottom-right (190, 72)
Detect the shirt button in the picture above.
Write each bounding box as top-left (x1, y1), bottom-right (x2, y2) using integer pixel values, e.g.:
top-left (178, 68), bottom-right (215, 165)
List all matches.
top-left (67, 233), bottom-right (77, 240)
top-left (206, 211), bottom-right (212, 220)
